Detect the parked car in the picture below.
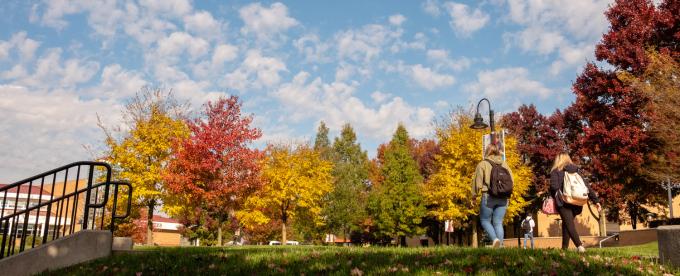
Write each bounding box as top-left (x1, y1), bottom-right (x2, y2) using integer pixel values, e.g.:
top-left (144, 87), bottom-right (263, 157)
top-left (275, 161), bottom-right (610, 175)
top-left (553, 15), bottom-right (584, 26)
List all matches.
top-left (268, 240), bottom-right (299, 245)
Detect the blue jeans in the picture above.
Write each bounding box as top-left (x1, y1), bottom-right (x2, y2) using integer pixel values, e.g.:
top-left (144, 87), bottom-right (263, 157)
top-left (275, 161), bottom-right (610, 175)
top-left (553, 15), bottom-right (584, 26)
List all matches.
top-left (480, 193), bottom-right (508, 245)
top-left (524, 232), bottom-right (534, 249)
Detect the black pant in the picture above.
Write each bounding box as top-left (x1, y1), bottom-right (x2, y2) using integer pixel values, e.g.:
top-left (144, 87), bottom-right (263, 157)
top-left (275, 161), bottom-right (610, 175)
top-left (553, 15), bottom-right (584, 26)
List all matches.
top-left (558, 205), bottom-right (582, 248)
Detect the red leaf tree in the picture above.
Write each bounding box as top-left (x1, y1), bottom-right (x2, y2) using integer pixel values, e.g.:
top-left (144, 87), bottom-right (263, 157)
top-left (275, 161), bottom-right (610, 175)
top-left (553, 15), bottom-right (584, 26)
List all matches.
top-left (566, 64), bottom-right (656, 223)
top-left (165, 96), bottom-right (263, 245)
top-left (501, 105), bottom-right (567, 194)
top-left (566, 0), bottom-right (679, 225)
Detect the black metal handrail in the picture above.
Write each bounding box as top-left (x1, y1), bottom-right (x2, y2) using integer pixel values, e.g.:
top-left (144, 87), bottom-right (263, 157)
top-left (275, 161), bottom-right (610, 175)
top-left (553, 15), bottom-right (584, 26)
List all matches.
top-left (0, 161), bottom-right (132, 259)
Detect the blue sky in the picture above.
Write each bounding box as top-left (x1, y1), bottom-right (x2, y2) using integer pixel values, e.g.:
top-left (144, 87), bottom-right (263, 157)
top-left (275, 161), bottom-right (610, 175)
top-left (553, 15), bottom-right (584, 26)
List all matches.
top-left (0, 0), bottom-right (614, 181)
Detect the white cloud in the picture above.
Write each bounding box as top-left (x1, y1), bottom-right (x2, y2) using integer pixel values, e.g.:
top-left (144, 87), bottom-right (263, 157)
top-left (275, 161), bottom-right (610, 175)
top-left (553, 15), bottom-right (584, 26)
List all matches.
top-left (152, 63), bottom-right (189, 83)
top-left (371, 91), bottom-right (391, 103)
top-left (98, 64), bottom-right (148, 99)
top-left (293, 34), bottom-right (331, 63)
top-left (505, 0), bottom-right (612, 41)
top-left (444, 2), bottom-right (489, 37)
top-left (334, 63), bottom-right (355, 82)
top-left (156, 32), bottom-right (210, 62)
top-left (274, 72), bottom-right (435, 140)
top-left (36, 0), bottom-right (88, 29)
top-left (423, 0), bottom-right (441, 17)
top-left (0, 41), bottom-right (9, 60)
top-left (212, 44), bottom-right (239, 66)
top-left (239, 2), bottom-right (298, 41)
top-left (381, 61), bottom-right (455, 90)
top-left (391, 32), bottom-right (427, 53)
top-left (501, 0), bottom-right (613, 74)
top-left (389, 14), bottom-right (406, 26)
top-left (183, 10), bottom-right (223, 40)
top-left (507, 26), bottom-right (566, 55)
top-left (4, 48), bottom-right (100, 89)
top-left (434, 100), bottom-right (449, 109)
top-left (223, 50), bottom-right (287, 90)
top-left (549, 43), bottom-right (593, 75)
top-left (0, 84), bottom-right (121, 182)
top-left (466, 67), bottom-right (552, 99)
top-left (410, 64), bottom-right (456, 90)
top-left (426, 49), bottom-right (471, 71)
top-left (335, 24), bottom-right (400, 63)
top-left (138, 0), bottom-right (193, 18)
top-left (0, 32), bottom-right (41, 61)
top-left (1, 65), bottom-right (27, 80)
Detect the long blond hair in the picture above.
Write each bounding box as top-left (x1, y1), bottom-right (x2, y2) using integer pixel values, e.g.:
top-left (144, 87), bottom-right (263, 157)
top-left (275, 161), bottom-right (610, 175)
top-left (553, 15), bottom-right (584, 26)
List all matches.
top-left (551, 153), bottom-right (574, 172)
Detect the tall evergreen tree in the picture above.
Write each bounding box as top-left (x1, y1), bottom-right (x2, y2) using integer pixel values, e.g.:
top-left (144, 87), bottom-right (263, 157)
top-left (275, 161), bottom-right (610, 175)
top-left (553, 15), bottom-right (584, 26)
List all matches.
top-left (368, 124), bottom-right (426, 245)
top-left (313, 121), bottom-right (332, 160)
top-left (324, 124), bottom-right (370, 243)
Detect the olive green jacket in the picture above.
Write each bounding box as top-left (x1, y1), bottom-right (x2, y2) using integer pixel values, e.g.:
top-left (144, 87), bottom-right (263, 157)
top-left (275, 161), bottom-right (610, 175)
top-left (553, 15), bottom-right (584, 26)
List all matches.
top-left (471, 155), bottom-right (513, 196)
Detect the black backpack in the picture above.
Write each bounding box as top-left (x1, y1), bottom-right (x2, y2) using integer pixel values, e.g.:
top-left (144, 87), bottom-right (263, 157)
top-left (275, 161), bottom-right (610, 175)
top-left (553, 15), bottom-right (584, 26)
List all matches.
top-left (485, 159), bottom-right (513, 198)
top-left (522, 220), bottom-right (531, 231)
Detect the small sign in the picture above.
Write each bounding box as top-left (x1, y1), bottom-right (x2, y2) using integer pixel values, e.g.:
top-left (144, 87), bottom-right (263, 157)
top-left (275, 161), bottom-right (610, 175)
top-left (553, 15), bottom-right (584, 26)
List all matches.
top-left (444, 220), bottom-right (454, 233)
top-left (482, 129), bottom-right (506, 161)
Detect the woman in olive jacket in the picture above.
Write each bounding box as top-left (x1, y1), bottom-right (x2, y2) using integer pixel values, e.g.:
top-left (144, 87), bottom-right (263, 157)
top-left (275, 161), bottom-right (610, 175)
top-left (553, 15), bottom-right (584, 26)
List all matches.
top-left (549, 153), bottom-right (601, 253)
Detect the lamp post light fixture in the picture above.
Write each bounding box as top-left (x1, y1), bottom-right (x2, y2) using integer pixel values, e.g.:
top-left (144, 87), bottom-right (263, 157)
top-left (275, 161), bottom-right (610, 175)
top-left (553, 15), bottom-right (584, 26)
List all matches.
top-left (470, 98), bottom-right (495, 143)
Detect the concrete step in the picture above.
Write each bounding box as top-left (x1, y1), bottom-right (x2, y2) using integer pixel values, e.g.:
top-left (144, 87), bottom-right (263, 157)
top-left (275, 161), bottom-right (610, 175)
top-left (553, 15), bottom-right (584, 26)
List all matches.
top-left (0, 230), bottom-right (112, 276)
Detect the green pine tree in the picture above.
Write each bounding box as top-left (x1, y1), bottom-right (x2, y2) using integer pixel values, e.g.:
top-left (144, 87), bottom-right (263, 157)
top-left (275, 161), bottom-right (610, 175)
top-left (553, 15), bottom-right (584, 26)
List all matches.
top-left (325, 124), bottom-right (369, 243)
top-left (313, 121), bottom-right (332, 161)
top-left (368, 124), bottom-right (426, 245)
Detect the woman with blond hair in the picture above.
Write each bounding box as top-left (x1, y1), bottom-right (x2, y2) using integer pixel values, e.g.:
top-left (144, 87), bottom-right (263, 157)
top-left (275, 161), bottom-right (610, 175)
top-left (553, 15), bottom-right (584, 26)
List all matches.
top-left (550, 153), bottom-right (601, 252)
top-left (472, 143), bottom-right (513, 248)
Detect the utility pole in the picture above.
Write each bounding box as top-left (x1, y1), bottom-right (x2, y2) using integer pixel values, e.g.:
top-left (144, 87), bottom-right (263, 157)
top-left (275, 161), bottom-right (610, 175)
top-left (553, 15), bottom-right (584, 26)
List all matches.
top-left (663, 179), bottom-right (680, 219)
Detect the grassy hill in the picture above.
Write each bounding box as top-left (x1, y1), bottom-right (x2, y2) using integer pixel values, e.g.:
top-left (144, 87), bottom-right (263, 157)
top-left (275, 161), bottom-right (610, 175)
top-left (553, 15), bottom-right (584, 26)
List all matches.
top-left (42, 243), bottom-right (676, 275)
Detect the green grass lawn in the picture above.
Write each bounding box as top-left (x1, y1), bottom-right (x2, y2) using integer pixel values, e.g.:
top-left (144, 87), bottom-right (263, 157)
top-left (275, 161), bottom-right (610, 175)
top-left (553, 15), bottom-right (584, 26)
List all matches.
top-left (42, 243), bottom-right (677, 276)
top-left (592, 242), bottom-right (659, 258)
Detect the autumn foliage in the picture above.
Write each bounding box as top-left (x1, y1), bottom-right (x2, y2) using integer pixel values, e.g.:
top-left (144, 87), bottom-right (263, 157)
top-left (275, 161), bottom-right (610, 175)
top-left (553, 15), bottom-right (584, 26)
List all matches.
top-left (164, 96), bottom-right (263, 245)
top-left (236, 144), bottom-right (333, 244)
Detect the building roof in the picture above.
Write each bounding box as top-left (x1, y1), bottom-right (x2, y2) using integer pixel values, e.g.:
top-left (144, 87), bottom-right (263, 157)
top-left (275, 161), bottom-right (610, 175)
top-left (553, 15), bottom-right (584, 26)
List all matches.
top-left (0, 184), bottom-right (51, 196)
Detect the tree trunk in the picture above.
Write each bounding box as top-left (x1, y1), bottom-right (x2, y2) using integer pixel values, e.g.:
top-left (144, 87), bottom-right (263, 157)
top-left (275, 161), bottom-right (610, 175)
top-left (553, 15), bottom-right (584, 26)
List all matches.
top-left (146, 200), bottom-right (155, 245)
top-left (629, 203), bottom-right (638, 230)
top-left (217, 222), bottom-right (222, 247)
top-left (471, 220), bottom-right (478, 248)
top-left (342, 227), bottom-right (346, 246)
top-left (281, 220), bottom-right (287, 245)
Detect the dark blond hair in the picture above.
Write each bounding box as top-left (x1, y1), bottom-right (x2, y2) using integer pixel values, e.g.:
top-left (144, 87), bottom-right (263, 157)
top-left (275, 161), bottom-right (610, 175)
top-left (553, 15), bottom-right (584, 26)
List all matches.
top-left (485, 143), bottom-right (500, 157)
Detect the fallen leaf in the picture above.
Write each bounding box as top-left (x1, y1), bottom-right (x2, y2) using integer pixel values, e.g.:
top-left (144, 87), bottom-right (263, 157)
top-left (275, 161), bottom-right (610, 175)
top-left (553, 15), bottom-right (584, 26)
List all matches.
top-left (350, 267), bottom-right (364, 276)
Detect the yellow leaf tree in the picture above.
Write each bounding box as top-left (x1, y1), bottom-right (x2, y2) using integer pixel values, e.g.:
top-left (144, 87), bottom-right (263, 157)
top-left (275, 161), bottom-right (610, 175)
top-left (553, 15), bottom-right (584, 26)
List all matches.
top-left (101, 88), bottom-right (189, 244)
top-left (236, 144), bottom-right (333, 244)
top-left (424, 109), bottom-right (532, 243)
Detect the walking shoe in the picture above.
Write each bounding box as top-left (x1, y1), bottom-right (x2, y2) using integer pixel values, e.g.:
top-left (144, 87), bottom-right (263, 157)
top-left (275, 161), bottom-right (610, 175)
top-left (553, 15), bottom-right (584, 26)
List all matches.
top-left (492, 239), bottom-right (501, 248)
top-left (577, 245), bottom-right (586, 253)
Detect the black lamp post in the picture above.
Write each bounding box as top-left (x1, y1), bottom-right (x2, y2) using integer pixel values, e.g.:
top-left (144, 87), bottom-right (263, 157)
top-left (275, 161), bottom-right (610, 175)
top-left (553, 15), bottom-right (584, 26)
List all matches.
top-left (470, 98), bottom-right (495, 143)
